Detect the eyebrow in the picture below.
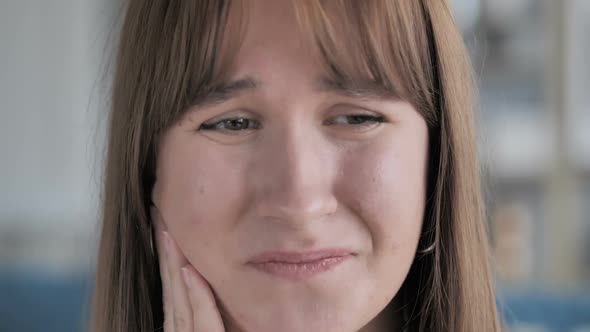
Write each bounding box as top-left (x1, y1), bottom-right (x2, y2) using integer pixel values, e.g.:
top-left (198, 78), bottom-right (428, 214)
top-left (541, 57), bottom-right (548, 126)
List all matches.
top-left (316, 77), bottom-right (400, 101)
top-left (187, 75), bottom-right (398, 109)
top-left (189, 77), bottom-right (259, 108)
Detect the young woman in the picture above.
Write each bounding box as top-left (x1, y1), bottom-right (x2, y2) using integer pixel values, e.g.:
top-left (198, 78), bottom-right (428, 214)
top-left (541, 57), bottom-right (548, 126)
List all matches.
top-left (89, 1), bottom-right (500, 331)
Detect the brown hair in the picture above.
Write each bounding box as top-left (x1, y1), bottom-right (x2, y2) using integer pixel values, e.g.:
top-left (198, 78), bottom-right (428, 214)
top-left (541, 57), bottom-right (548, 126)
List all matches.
top-left (89, 1), bottom-right (500, 331)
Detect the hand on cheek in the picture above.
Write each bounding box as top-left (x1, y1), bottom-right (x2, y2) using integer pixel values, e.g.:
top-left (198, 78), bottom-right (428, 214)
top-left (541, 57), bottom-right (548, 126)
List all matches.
top-left (152, 207), bottom-right (227, 332)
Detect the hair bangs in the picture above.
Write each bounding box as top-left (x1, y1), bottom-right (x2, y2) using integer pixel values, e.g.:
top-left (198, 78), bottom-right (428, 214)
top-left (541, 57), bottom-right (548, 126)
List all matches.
top-left (293, 0), bottom-right (438, 127)
top-left (138, 1), bottom-right (249, 130)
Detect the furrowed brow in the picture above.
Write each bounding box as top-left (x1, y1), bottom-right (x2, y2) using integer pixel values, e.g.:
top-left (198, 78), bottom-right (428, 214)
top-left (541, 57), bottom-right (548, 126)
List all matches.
top-left (316, 76), bottom-right (400, 101)
top-left (188, 77), bottom-right (259, 108)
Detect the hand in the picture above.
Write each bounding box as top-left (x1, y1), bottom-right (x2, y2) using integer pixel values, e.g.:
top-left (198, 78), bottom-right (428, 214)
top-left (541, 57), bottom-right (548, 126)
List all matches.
top-left (152, 207), bottom-right (226, 332)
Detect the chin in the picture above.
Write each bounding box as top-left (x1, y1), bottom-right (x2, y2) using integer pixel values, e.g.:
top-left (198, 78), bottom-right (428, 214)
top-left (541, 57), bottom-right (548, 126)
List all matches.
top-left (241, 317), bottom-right (356, 332)
top-left (225, 301), bottom-right (371, 332)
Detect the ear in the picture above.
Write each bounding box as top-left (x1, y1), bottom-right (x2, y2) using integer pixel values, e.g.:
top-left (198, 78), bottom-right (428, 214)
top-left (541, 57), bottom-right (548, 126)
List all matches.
top-left (149, 171), bottom-right (162, 209)
top-left (150, 203), bottom-right (168, 232)
top-left (150, 175), bottom-right (161, 210)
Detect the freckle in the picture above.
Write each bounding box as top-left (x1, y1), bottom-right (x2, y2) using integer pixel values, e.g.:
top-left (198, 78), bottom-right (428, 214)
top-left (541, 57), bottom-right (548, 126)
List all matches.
top-left (199, 185), bottom-right (205, 194)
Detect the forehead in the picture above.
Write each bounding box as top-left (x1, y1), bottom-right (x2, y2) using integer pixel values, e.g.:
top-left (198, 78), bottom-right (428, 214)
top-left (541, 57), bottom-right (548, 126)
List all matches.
top-left (221, 0), bottom-right (324, 83)
top-left (182, 1), bottom-right (403, 111)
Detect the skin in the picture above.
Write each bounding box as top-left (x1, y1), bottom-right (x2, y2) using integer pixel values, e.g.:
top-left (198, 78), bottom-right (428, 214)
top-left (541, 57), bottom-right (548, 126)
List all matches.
top-left (151, 1), bottom-right (429, 331)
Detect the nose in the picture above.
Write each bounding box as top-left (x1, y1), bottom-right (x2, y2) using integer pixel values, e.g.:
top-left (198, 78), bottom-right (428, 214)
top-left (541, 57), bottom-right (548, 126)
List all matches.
top-left (250, 122), bottom-right (338, 227)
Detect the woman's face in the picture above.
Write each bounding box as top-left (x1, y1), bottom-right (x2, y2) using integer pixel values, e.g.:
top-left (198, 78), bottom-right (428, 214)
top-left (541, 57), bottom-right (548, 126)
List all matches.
top-left (152, 1), bottom-right (429, 331)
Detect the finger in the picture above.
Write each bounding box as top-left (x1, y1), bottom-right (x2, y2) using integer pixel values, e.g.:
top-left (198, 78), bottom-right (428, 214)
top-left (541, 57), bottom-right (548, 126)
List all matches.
top-left (164, 230), bottom-right (194, 332)
top-left (182, 265), bottom-right (225, 332)
top-left (152, 208), bottom-right (175, 332)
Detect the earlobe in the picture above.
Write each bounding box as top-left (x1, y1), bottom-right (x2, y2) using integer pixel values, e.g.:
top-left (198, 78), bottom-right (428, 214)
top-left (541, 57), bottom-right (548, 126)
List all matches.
top-left (150, 202), bottom-right (168, 232)
top-left (149, 177), bottom-right (163, 229)
top-left (150, 177), bottom-right (160, 209)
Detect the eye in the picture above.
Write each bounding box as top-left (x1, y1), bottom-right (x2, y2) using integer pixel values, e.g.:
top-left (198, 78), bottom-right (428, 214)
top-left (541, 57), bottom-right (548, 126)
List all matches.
top-left (199, 117), bottom-right (261, 134)
top-left (198, 113), bottom-right (385, 135)
top-left (326, 114), bottom-right (386, 128)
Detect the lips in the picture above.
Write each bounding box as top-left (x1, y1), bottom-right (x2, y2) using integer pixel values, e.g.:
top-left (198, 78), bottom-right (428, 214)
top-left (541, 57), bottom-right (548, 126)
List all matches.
top-left (249, 249), bottom-right (353, 264)
top-left (247, 249), bottom-right (354, 280)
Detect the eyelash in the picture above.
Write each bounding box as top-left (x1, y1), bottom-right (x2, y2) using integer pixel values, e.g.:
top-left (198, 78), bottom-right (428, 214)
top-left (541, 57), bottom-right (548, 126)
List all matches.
top-left (199, 114), bottom-right (386, 133)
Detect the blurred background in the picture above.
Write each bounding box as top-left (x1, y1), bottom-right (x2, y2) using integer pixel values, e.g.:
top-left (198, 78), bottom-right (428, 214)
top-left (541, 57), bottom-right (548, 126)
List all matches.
top-left (0, 0), bottom-right (588, 331)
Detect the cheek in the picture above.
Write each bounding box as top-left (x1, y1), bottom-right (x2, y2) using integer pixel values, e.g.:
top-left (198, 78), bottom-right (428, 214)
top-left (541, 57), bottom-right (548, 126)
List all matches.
top-left (338, 128), bottom-right (428, 255)
top-left (155, 143), bottom-right (248, 272)
top-left (329, 125), bottom-right (428, 320)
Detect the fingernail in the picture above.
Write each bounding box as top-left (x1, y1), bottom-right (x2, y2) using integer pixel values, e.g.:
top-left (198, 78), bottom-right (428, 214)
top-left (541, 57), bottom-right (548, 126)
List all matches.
top-left (182, 267), bottom-right (192, 289)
